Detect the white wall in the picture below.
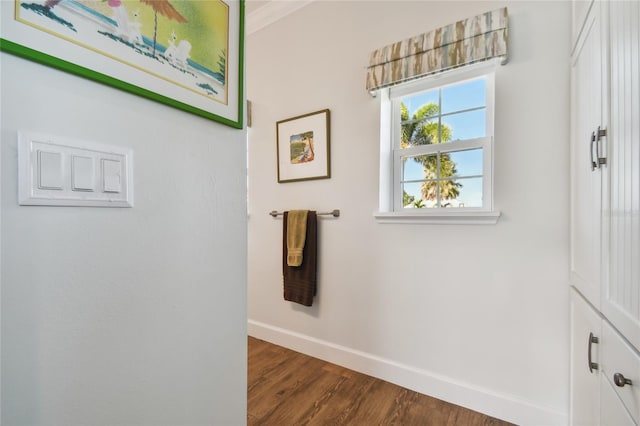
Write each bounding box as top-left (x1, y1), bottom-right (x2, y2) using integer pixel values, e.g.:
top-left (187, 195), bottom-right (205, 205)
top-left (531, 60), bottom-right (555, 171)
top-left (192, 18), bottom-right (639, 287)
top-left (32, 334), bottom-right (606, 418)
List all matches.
top-left (1, 53), bottom-right (247, 425)
top-left (247, 1), bottom-right (570, 424)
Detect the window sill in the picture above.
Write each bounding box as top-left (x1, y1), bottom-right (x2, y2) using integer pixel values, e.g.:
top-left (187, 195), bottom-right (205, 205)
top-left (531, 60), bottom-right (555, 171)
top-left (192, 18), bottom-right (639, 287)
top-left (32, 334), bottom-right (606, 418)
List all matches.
top-left (374, 210), bottom-right (501, 225)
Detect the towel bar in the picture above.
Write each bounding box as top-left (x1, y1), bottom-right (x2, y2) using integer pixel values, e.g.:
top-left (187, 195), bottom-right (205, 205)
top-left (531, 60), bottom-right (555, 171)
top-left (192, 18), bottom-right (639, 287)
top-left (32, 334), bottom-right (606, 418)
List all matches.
top-left (269, 209), bottom-right (340, 218)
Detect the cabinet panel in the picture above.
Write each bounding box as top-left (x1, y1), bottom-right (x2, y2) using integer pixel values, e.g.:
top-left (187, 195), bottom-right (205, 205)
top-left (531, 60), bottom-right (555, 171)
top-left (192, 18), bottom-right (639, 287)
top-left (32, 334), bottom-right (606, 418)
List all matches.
top-left (570, 288), bottom-right (602, 425)
top-left (571, 0), bottom-right (640, 423)
top-left (601, 320), bottom-right (640, 424)
top-left (604, 0), bottom-right (640, 351)
top-left (571, 1), bottom-right (605, 308)
top-left (601, 374), bottom-right (637, 426)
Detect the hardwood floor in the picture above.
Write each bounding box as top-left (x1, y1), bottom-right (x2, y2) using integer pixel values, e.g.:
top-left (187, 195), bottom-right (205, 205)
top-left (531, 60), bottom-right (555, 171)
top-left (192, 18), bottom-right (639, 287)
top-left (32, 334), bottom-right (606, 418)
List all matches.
top-left (247, 337), bottom-right (514, 426)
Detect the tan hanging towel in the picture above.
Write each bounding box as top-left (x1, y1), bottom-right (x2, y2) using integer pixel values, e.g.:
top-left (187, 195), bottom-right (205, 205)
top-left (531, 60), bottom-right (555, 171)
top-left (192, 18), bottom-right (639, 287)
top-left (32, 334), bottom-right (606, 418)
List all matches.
top-left (286, 210), bottom-right (308, 266)
top-left (283, 211), bottom-right (317, 306)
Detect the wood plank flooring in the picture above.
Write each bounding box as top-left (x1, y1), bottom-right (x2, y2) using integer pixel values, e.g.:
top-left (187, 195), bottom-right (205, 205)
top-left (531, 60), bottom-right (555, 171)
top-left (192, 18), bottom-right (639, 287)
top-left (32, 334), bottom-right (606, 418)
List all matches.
top-left (248, 337), bottom-right (515, 426)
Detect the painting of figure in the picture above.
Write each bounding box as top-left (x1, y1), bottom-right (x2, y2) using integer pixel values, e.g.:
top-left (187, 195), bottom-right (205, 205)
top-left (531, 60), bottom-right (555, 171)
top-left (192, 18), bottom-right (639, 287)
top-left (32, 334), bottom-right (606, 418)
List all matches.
top-left (289, 131), bottom-right (315, 164)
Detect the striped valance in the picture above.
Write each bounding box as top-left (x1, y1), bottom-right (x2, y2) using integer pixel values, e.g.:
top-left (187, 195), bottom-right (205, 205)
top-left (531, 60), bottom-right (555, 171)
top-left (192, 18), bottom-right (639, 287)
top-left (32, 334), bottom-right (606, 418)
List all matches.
top-left (366, 8), bottom-right (508, 93)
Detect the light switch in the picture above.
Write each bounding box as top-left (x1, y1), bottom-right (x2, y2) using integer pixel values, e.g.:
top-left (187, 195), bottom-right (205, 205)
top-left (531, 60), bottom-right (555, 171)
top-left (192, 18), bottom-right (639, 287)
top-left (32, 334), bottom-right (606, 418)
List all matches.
top-left (19, 132), bottom-right (133, 207)
top-left (38, 150), bottom-right (63, 190)
top-left (102, 159), bottom-right (122, 193)
top-left (72, 155), bottom-right (94, 191)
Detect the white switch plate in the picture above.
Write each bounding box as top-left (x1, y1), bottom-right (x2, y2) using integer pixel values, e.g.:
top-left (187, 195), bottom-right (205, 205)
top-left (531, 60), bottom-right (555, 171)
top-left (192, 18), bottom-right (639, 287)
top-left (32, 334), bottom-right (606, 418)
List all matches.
top-left (38, 150), bottom-right (63, 190)
top-left (72, 155), bottom-right (94, 192)
top-left (102, 159), bottom-right (122, 193)
top-left (19, 131), bottom-right (134, 207)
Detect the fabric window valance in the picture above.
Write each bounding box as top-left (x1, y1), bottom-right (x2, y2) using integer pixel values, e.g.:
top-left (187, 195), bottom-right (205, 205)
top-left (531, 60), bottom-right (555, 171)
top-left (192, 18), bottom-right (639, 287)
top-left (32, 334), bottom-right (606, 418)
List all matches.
top-left (366, 7), bottom-right (508, 93)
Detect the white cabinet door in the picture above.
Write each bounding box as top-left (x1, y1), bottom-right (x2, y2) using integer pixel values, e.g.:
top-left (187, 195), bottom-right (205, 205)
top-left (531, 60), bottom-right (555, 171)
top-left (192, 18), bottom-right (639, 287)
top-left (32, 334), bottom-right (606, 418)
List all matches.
top-left (571, 0), bottom-right (607, 309)
top-left (600, 375), bottom-right (637, 426)
top-left (603, 0), bottom-right (640, 352)
top-left (570, 288), bottom-right (603, 425)
top-left (600, 320), bottom-right (640, 424)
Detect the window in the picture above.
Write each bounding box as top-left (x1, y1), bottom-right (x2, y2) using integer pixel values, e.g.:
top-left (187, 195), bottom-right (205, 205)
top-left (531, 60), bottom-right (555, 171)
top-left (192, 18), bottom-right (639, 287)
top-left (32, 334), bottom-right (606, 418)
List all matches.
top-left (376, 62), bottom-right (500, 224)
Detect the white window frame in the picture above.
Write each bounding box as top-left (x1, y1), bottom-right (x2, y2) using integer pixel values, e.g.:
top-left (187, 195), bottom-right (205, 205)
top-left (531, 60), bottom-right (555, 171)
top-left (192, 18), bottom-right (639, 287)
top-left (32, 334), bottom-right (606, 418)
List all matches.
top-left (375, 60), bottom-right (501, 224)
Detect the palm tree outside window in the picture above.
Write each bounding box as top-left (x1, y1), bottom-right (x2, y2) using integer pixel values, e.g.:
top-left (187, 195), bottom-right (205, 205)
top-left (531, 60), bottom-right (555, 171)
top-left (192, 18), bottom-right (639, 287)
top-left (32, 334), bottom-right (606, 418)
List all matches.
top-left (392, 72), bottom-right (493, 211)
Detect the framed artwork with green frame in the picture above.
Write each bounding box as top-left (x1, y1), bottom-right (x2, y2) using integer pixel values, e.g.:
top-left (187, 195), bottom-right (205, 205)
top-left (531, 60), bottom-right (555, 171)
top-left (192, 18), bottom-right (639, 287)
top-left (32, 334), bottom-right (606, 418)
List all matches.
top-left (0, 0), bottom-right (245, 129)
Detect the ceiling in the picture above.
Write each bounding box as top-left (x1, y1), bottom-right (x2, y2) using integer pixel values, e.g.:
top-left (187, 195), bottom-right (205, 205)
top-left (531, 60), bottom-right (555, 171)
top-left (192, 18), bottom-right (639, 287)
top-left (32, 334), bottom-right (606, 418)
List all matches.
top-left (245, 0), bottom-right (315, 35)
top-left (245, 0), bottom-right (271, 15)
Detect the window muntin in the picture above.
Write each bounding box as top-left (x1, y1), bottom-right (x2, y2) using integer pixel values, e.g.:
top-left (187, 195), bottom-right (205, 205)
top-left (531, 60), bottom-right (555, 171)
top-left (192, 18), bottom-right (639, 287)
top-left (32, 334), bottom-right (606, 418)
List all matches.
top-left (391, 72), bottom-right (494, 212)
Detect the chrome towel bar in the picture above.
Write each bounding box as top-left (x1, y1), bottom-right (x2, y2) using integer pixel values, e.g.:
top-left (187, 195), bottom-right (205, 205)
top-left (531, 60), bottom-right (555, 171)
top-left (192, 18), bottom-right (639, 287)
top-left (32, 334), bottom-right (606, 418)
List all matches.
top-left (269, 209), bottom-right (340, 218)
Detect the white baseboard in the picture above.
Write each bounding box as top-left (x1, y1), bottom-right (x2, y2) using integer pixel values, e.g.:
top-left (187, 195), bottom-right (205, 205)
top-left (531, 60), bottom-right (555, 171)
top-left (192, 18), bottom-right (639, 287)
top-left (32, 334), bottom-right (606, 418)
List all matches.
top-left (248, 319), bottom-right (567, 426)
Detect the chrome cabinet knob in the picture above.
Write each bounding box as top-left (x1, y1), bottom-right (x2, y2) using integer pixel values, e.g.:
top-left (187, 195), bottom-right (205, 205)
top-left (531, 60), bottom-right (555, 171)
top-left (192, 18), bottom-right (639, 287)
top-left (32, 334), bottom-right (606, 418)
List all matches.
top-left (613, 373), bottom-right (633, 387)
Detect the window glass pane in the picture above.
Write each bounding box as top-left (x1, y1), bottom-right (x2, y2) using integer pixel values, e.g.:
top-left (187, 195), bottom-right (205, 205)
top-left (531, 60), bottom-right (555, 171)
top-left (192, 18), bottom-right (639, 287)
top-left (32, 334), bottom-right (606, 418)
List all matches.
top-left (402, 154), bottom-right (436, 181)
top-left (400, 118), bottom-right (439, 148)
top-left (442, 109), bottom-right (486, 141)
top-left (404, 177), bottom-right (484, 209)
top-left (441, 177), bottom-right (483, 208)
top-left (400, 90), bottom-right (440, 148)
top-left (402, 89), bottom-right (439, 119)
top-left (391, 70), bottom-right (493, 213)
top-left (402, 182), bottom-right (437, 208)
top-left (448, 149), bottom-right (483, 177)
top-left (400, 119), bottom-right (440, 149)
top-left (430, 178), bottom-right (461, 205)
top-left (441, 78), bottom-right (486, 114)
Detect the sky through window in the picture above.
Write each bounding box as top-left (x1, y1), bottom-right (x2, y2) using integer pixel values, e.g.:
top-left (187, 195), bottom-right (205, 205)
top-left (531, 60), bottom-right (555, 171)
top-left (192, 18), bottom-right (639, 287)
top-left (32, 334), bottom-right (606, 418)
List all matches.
top-left (400, 77), bottom-right (487, 208)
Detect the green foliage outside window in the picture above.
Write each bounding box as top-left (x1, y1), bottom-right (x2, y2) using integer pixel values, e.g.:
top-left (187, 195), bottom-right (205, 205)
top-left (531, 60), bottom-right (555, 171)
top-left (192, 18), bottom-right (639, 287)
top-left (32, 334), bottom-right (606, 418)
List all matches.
top-left (400, 102), bottom-right (461, 207)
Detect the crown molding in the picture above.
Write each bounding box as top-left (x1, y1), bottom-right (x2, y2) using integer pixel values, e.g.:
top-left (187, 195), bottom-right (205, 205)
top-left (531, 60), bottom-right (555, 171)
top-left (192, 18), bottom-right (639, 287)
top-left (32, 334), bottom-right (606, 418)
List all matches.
top-left (246, 1), bottom-right (315, 35)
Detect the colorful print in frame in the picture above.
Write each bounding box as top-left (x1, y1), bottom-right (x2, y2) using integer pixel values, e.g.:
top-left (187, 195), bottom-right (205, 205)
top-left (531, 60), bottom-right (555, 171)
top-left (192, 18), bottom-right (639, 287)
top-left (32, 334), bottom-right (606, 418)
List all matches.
top-left (276, 109), bottom-right (331, 183)
top-left (0, 0), bottom-right (244, 128)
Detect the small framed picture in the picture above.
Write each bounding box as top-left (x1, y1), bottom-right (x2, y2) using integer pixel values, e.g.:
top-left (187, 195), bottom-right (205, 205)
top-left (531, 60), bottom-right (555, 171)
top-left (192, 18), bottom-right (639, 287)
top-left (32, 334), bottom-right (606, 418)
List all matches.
top-left (276, 109), bottom-right (331, 183)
